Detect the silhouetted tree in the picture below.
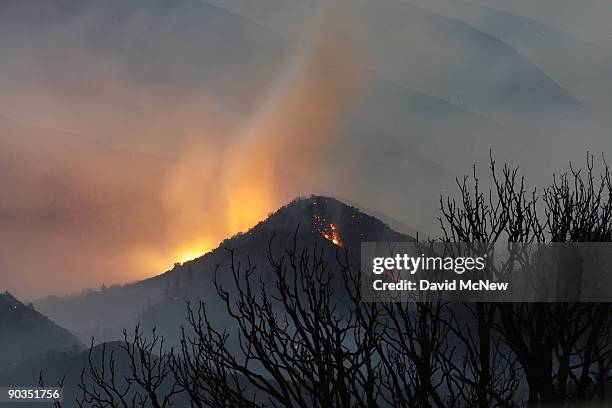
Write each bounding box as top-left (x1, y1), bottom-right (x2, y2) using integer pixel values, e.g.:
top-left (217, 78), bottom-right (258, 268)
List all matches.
top-left (169, 233), bottom-right (515, 407)
top-left (39, 372), bottom-right (64, 408)
top-left (179, 237), bottom-right (383, 407)
top-left (76, 327), bottom-right (180, 408)
top-left (440, 153), bottom-right (612, 405)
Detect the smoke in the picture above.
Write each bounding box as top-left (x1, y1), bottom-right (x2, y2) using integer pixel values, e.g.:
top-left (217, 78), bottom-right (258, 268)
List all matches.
top-left (223, 19), bottom-right (363, 231)
top-left (1, 0), bottom-right (611, 299)
top-left (159, 15), bottom-right (364, 259)
top-left (0, 9), bottom-right (364, 299)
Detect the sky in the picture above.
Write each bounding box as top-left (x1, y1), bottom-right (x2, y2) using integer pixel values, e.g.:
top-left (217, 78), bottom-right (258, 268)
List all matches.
top-left (0, 0), bottom-right (611, 299)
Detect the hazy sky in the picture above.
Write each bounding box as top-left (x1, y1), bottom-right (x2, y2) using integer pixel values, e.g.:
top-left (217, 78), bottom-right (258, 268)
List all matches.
top-left (1, 0), bottom-right (610, 299)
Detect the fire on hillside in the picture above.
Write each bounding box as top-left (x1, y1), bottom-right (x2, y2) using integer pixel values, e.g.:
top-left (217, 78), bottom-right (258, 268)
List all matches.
top-left (312, 213), bottom-right (343, 247)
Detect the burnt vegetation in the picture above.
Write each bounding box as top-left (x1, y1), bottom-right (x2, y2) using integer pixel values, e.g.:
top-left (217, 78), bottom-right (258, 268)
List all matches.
top-left (48, 155), bottom-right (612, 407)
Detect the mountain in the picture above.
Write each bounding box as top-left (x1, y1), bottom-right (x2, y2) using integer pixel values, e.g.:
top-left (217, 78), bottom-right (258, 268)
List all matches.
top-left (466, 0), bottom-right (612, 49)
top-left (37, 196), bottom-right (413, 343)
top-left (2, 0), bottom-right (596, 244)
top-left (11, 193), bottom-right (370, 401)
top-left (341, 77), bottom-right (509, 175)
top-left (0, 292), bottom-right (82, 369)
top-left (146, 195), bottom-right (414, 336)
top-left (364, 0), bottom-right (582, 116)
top-left (409, 0), bottom-right (612, 116)
top-left (0, 0), bottom-right (588, 151)
top-left (208, 0), bottom-right (583, 116)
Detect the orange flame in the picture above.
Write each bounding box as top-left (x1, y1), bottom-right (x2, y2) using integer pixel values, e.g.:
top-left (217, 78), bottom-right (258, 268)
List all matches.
top-left (313, 214), bottom-right (343, 247)
top-left (324, 224), bottom-right (342, 246)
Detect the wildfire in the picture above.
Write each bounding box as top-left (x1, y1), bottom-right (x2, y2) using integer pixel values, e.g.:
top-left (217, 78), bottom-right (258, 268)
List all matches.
top-left (313, 214), bottom-right (343, 247)
top-left (325, 224), bottom-right (342, 246)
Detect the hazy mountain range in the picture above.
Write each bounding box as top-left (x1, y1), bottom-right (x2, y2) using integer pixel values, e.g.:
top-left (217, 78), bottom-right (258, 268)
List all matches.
top-left (3, 0), bottom-right (611, 300)
top-left (1, 0), bottom-right (611, 310)
top-left (0, 1), bottom-right (610, 405)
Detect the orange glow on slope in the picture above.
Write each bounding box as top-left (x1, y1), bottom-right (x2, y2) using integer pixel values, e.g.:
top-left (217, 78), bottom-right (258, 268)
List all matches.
top-left (175, 243), bottom-right (212, 264)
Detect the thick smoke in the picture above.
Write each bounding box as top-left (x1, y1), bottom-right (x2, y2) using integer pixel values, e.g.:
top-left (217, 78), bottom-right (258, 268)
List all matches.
top-left (0, 9), bottom-right (363, 299)
top-left (223, 20), bottom-right (363, 231)
top-left (159, 16), bottom-right (363, 263)
top-left (0, 0), bottom-right (610, 299)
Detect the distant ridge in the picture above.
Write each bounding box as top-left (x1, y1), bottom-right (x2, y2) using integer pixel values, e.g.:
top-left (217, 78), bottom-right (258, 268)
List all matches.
top-left (0, 292), bottom-right (82, 368)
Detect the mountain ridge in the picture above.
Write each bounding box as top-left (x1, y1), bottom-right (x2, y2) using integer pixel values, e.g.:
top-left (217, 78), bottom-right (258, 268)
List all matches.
top-left (0, 291), bottom-right (82, 369)
top-left (35, 196), bottom-right (413, 343)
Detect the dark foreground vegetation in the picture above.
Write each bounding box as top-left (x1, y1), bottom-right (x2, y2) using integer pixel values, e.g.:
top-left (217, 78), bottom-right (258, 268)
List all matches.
top-left (42, 155), bottom-right (612, 407)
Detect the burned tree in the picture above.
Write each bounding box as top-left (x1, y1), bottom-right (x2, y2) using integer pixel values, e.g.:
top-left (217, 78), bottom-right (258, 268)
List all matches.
top-left (440, 153), bottom-right (612, 405)
top-left (178, 236), bottom-right (385, 408)
top-left (171, 232), bottom-right (508, 407)
top-left (75, 327), bottom-right (180, 408)
top-left (71, 224), bottom-right (519, 407)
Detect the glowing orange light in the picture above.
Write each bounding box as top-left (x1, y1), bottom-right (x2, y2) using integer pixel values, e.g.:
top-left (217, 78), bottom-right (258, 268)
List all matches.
top-left (327, 223), bottom-right (342, 246)
top-left (313, 214), bottom-right (342, 247)
top-left (175, 246), bottom-right (208, 264)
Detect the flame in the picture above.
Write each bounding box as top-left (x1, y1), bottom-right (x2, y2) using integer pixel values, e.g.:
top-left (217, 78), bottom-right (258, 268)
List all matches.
top-left (313, 214), bottom-right (343, 247)
top-left (325, 224), bottom-right (342, 246)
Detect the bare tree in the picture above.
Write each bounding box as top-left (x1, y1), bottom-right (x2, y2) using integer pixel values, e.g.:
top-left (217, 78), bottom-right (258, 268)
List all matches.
top-left (440, 153), bottom-right (612, 405)
top-left (173, 230), bottom-right (502, 408)
top-left (178, 234), bottom-right (385, 408)
top-left (72, 222), bottom-right (520, 408)
top-left (39, 372), bottom-right (64, 408)
top-left (77, 327), bottom-right (180, 408)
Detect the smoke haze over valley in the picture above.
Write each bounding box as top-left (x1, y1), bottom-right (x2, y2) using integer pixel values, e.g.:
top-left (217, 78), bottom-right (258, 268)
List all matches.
top-left (1, 0), bottom-right (611, 299)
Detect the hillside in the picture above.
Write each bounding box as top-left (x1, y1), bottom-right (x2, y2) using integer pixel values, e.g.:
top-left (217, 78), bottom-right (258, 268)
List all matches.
top-left (138, 196), bottom-right (416, 344)
top-left (37, 196), bottom-right (413, 343)
top-left (0, 292), bottom-right (82, 369)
